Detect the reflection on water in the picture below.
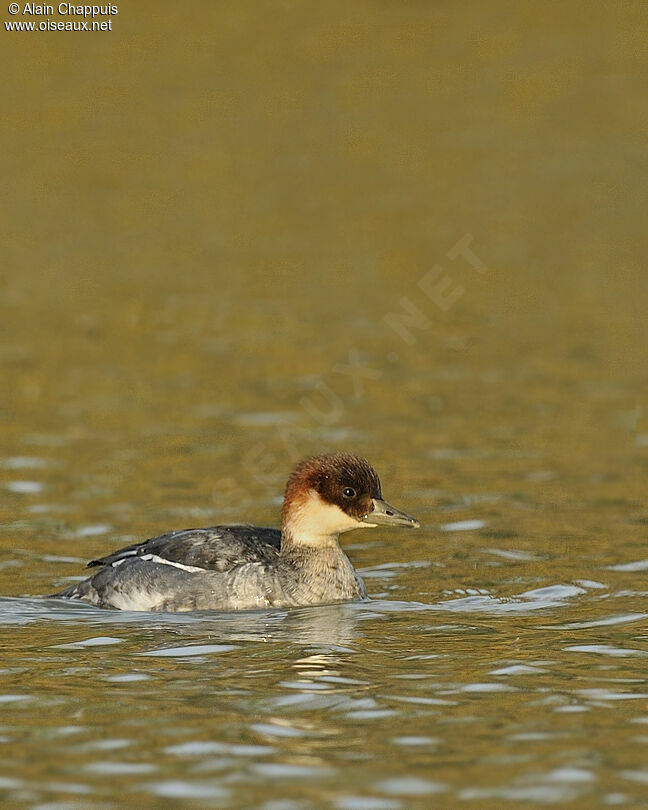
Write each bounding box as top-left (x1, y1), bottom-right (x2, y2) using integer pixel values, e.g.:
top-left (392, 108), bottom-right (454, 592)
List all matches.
top-left (2, 0), bottom-right (648, 807)
top-left (1, 580), bottom-right (648, 806)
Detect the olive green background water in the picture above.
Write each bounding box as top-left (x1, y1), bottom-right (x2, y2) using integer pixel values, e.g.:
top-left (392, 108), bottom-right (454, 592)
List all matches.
top-left (1, 2), bottom-right (647, 807)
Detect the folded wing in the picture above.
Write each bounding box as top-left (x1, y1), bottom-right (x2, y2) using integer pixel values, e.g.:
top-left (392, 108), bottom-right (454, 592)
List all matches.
top-left (88, 525), bottom-right (282, 573)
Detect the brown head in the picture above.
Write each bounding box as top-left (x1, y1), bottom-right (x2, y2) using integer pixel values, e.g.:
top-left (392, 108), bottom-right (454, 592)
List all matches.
top-left (281, 453), bottom-right (419, 546)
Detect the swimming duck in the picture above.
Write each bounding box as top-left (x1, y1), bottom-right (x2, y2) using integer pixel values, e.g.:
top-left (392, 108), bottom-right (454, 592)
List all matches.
top-left (53, 453), bottom-right (419, 611)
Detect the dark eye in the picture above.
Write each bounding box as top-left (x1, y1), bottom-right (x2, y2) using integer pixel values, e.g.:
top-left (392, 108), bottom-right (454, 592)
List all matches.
top-left (342, 487), bottom-right (356, 498)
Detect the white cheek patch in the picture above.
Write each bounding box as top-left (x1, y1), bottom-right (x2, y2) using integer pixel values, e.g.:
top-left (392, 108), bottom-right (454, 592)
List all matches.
top-left (285, 490), bottom-right (368, 545)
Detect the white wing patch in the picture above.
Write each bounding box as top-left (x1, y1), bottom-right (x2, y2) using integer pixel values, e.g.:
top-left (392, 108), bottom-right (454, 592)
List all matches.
top-left (138, 554), bottom-right (207, 574)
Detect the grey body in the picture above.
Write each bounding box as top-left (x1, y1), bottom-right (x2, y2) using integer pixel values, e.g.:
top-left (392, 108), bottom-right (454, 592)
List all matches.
top-left (54, 525), bottom-right (368, 611)
top-left (52, 453), bottom-right (419, 613)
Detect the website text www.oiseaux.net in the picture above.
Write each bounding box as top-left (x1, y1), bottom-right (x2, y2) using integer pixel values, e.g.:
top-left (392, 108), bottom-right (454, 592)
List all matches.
top-left (5, 3), bottom-right (117, 32)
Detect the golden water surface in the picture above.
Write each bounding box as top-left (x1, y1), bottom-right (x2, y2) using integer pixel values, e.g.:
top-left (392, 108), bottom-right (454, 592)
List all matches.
top-left (1, 1), bottom-right (647, 807)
